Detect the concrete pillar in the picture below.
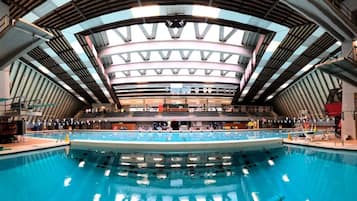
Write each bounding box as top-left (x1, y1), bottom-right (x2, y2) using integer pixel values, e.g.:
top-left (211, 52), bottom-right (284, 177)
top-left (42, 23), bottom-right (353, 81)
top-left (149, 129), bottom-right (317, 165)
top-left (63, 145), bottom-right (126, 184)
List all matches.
top-left (0, 67), bottom-right (10, 111)
top-left (0, 66), bottom-right (10, 99)
top-left (341, 82), bottom-right (357, 138)
top-left (341, 40), bottom-right (357, 139)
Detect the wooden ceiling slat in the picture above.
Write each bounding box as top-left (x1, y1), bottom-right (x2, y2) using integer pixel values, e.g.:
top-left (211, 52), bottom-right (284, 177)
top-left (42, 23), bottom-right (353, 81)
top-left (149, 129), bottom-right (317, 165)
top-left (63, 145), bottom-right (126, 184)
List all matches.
top-left (27, 47), bottom-right (95, 103)
top-left (44, 30), bottom-right (110, 103)
top-left (241, 24), bottom-right (318, 102)
top-left (257, 33), bottom-right (337, 101)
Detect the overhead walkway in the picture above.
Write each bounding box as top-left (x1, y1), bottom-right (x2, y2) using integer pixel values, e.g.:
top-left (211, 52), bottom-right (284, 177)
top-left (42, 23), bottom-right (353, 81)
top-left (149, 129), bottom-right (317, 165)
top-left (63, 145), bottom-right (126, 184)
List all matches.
top-left (283, 0), bottom-right (357, 41)
top-left (316, 56), bottom-right (357, 87)
top-left (0, 15), bottom-right (53, 70)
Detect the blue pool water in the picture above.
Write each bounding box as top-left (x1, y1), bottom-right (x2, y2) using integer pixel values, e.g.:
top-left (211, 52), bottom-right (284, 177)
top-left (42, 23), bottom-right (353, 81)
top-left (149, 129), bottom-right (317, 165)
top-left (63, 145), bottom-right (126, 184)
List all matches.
top-left (28, 130), bottom-right (289, 142)
top-left (0, 145), bottom-right (356, 201)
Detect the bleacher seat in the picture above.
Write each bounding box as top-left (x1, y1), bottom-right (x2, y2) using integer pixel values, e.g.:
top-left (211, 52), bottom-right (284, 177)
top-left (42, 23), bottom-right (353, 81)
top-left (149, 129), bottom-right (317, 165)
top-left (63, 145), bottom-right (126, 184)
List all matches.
top-left (132, 112), bottom-right (157, 117)
top-left (194, 111), bottom-right (219, 116)
top-left (222, 112), bottom-right (248, 116)
top-left (162, 112), bottom-right (189, 116)
top-left (104, 112), bottom-right (129, 117)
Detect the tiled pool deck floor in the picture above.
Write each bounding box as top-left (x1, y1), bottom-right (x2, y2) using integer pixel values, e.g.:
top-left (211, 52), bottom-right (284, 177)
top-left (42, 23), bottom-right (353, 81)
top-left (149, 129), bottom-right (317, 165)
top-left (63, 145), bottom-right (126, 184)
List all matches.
top-left (283, 137), bottom-right (357, 151)
top-left (0, 137), bottom-right (69, 155)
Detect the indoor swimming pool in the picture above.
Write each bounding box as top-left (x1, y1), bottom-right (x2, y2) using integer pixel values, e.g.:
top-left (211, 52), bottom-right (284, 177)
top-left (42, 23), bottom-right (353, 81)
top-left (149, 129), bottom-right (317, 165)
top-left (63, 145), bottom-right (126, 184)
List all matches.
top-left (0, 145), bottom-right (356, 201)
top-left (28, 130), bottom-right (289, 142)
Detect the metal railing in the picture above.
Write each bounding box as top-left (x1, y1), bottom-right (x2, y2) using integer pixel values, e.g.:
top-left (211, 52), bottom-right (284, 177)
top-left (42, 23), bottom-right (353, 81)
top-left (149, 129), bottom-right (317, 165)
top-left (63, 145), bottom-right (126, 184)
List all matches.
top-left (0, 96), bottom-right (50, 116)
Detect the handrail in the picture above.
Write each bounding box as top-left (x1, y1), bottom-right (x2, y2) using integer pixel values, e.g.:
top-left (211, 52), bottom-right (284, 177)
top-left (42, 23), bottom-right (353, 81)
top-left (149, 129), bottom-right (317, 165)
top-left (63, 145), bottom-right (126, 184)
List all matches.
top-left (0, 96), bottom-right (52, 114)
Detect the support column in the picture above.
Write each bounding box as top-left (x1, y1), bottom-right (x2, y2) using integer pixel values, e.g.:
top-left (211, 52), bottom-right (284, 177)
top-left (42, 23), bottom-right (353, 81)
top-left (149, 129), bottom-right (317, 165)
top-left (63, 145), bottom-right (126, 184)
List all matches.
top-left (341, 40), bottom-right (357, 139)
top-left (0, 66), bottom-right (10, 116)
top-left (342, 82), bottom-right (357, 139)
top-left (0, 66), bottom-right (10, 99)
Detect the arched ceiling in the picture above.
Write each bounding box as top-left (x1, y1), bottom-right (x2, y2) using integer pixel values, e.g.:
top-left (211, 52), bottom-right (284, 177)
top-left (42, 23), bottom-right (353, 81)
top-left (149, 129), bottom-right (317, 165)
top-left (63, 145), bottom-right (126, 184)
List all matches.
top-left (3, 0), bottom-right (341, 106)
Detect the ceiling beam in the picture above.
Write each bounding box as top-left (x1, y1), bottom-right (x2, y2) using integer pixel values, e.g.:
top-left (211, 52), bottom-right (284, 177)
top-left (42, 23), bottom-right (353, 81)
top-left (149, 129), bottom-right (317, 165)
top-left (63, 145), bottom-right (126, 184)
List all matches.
top-left (99, 40), bottom-right (252, 58)
top-left (106, 61), bottom-right (245, 74)
top-left (111, 76), bottom-right (240, 85)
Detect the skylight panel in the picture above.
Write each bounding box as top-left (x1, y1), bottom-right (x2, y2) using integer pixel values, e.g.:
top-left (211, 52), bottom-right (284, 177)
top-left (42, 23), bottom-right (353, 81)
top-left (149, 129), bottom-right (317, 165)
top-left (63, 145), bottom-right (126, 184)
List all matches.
top-left (106, 30), bottom-right (121, 46)
top-left (180, 23), bottom-right (195, 40)
top-left (192, 5), bottom-right (220, 18)
top-left (72, 75), bottom-right (81, 81)
top-left (111, 55), bottom-right (124, 64)
top-left (226, 71), bottom-right (236, 77)
top-left (242, 89), bottom-right (249, 95)
top-left (207, 52), bottom-right (220, 62)
top-left (35, 2), bottom-right (56, 16)
top-left (59, 63), bottom-right (71, 71)
top-left (62, 83), bottom-right (72, 91)
top-left (211, 70), bottom-right (220, 76)
top-left (225, 54), bottom-right (239, 64)
top-left (203, 24), bottom-right (219, 42)
top-left (301, 64), bottom-right (313, 72)
top-left (38, 65), bottom-right (50, 74)
top-left (169, 51), bottom-right (181, 61)
top-left (70, 41), bottom-right (84, 53)
top-left (189, 51), bottom-right (201, 61)
top-left (197, 23), bottom-right (209, 35)
top-left (131, 25), bottom-right (149, 42)
top-left (150, 51), bottom-right (162, 61)
top-left (267, 95), bottom-right (274, 100)
top-left (78, 96), bottom-right (85, 102)
top-left (91, 73), bottom-right (101, 81)
top-left (131, 71), bottom-right (140, 76)
top-left (280, 83), bottom-right (289, 89)
top-left (179, 69), bottom-right (189, 75)
top-left (23, 12), bottom-right (39, 23)
top-left (294, 46), bottom-right (308, 55)
top-left (226, 29), bottom-right (244, 46)
top-left (115, 72), bottom-right (125, 78)
top-left (131, 52), bottom-right (143, 63)
top-left (52, 0), bottom-right (71, 7)
top-left (162, 69), bottom-right (173, 75)
top-left (266, 41), bottom-right (280, 52)
top-left (196, 69), bottom-right (205, 76)
top-left (131, 5), bottom-right (160, 18)
top-left (156, 23), bottom-right (172, 40)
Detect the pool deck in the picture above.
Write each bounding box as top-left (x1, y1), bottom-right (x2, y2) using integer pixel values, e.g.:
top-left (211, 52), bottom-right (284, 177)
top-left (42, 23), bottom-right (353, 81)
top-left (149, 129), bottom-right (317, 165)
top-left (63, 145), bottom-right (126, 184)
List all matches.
top-left (0, 137), bottom-right (69, 155)
top-left (283, 138), bottom-right (357, 151)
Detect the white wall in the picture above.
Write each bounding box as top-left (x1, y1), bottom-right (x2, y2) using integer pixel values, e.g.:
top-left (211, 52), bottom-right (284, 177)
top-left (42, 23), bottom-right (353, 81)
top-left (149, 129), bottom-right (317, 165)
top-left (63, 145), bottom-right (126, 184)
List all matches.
top-left (341, 81), bottom-right (357, 138)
